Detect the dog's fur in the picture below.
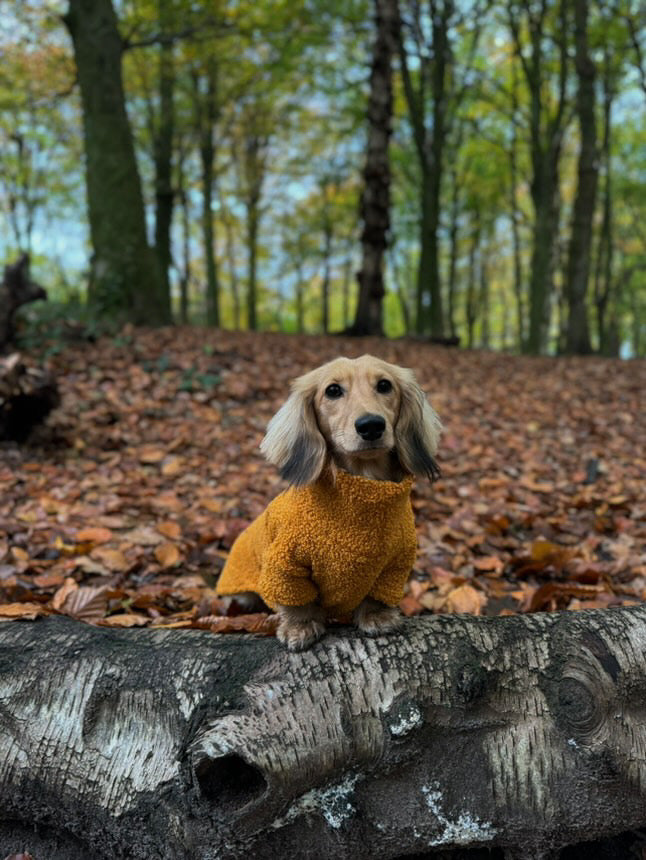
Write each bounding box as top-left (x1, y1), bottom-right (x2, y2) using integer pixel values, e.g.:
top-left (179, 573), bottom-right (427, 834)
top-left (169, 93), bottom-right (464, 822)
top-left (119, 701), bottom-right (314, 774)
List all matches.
top-left (235, 355), bottom-right (441, 650)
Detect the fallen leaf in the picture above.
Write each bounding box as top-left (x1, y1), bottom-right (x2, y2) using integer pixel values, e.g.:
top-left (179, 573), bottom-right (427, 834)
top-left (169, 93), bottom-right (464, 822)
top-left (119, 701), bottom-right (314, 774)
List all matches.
top-left (155, 542), bottom-right (181, 568)
top-left (194, 613), bottom-right (279, 635)
top-left (51, 577), bottom-right (79, 611)
top-left (60, 585), bottom-right (109, 621)
top-left (446, 584), bottom-right (487, 615)
top-left (156, 521), bottom-right (181, 540)
top-left (0, 602), bottom-right (50, 620)
top-left (75, 527), bottom-right (113, 544)
top-left (99, 613), bottom-right (150, 627)
top-left (90, 547), bottom-right (128, 571)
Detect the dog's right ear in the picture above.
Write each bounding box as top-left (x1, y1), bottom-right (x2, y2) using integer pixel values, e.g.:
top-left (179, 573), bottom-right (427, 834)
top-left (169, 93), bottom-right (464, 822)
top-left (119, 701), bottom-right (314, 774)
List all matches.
top-left (260, 376), bottom-right (327, 486)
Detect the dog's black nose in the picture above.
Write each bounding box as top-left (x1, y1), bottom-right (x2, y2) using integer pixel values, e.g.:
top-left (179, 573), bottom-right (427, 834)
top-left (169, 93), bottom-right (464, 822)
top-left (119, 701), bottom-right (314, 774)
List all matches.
top-left (355, 413), bottom-right (386, 441)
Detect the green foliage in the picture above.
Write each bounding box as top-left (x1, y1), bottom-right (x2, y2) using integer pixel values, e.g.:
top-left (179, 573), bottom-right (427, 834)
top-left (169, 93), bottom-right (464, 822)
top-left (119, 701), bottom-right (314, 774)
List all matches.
top-left (0, 0), bottom-right (644, 354)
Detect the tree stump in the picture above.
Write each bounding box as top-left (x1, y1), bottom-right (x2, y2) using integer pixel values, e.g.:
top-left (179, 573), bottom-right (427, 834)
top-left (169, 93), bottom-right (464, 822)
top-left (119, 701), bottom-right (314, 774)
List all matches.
top-left (0, 607), bottom-right (645, 859)
top-left (0, 353), bottom-right (59, 442)
top-left (0, 254), bottom-right (47, 351)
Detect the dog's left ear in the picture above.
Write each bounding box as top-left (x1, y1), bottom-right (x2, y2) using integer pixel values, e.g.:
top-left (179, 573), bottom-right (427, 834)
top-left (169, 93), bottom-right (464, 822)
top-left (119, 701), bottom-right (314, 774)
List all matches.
top-left (394, 369), bottom-right (442, 482)
top-left (260, 375), bottom-right (327, 486)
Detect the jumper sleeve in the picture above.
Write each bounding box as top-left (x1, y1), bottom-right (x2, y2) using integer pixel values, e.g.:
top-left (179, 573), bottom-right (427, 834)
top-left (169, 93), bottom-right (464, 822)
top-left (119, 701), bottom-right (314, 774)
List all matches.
top-left (369, 522), bottom-right (417, 607)
top-left (257, 536), bottom-right (317, 608)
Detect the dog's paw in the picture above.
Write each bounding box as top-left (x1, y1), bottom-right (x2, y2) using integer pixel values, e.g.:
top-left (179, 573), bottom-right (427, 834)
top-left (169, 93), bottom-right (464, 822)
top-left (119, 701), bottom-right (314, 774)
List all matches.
top-left (277, 618), bottom-right (326, 651)
top-left (354, 601), bottom-right (402, 637)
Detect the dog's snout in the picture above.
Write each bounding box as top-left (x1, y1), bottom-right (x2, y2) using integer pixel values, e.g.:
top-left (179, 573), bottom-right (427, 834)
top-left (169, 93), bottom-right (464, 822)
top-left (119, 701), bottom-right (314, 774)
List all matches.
top-left (355, 413), bottom-right (386, 441)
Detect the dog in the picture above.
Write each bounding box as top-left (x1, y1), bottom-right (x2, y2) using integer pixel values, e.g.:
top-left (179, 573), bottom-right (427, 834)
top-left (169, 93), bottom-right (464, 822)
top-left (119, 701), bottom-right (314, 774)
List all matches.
top-left (215, 354), bottom-right (441, 650)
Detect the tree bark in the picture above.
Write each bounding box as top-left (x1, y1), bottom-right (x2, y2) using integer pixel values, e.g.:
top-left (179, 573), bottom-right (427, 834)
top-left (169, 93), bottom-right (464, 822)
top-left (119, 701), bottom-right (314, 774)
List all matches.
top-left (63, 0), bottom-right (163, 324)
top-left (509, 0), bottom-right (569, 355)
top-left (193, 61), bottom-right (220, 328)
top-left (0, 254), bottom-right (46, 350)
top-left (594, 49), bottom-right (614, 356)
top-left (2, 609), bottom-right (646, 859)
top-left (350, 0), bottom-right (398, 337)
top-left (152, 0), bottom-right (175, 324)
top-left (564, 0), bottom-right (598, 355)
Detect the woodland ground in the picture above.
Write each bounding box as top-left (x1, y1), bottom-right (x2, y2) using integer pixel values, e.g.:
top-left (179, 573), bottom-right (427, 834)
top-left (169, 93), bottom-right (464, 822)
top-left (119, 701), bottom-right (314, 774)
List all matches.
top-left (0, 329), bottom-right (644, 632)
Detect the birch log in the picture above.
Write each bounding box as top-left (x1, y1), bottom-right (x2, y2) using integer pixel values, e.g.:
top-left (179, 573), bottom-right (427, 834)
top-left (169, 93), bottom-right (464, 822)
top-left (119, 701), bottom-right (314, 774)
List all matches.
top-left (0, 608), bottom-right (645, 859)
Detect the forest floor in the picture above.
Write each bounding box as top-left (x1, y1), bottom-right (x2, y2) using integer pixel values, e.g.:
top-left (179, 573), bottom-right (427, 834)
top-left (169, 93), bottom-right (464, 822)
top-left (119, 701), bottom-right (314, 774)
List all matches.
top-left (0, 328), bottom-right (644, 633)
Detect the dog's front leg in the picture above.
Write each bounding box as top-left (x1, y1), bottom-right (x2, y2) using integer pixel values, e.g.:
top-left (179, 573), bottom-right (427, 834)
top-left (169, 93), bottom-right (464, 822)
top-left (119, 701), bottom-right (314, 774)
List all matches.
top-left (353, 597), bottom-right (402, 636)
top-left (276, 602), bottom-right (326, 651)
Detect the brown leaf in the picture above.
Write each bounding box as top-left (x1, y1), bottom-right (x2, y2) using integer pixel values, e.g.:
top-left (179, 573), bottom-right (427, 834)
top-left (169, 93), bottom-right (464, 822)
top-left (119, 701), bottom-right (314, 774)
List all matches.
top-left (0, 602), bottom-right (50, 621)
top-left (75, 527), bottom-right (113, 544)
top-left (51, 577), bottom-right (79, 611)
top-left (399, 595), bottom-right (424, 616)
top-left (90, 547), bottom-right (128, 571)
top-left (155, 542), bottom-right (181, 568)
top-left (473, 556), bottom-right (504, 573)
top-left (161, 456), bottom-right (183, 476)
top-left (446, 584), bottom-right (487, 615)
top-left (194, 613), bottom-right (279, 635)
top-left (156, 521), bottom-right (181, 540)
top-left (61, 585), bottom-right (109, 621)
top-left (139, 447), bottom-right (166, 464)
top-left (99, 613), bottom-right (150, 627)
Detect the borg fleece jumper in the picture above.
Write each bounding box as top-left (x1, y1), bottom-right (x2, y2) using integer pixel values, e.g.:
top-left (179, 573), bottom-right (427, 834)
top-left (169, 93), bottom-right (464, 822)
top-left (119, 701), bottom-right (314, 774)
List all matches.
top-left (215, 470), bottom-right (417, 615)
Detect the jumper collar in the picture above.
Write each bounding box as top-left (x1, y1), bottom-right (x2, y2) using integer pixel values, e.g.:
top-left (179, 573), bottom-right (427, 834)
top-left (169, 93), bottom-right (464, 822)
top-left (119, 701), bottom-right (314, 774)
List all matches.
top-left (316, 468), bottom-right (413, 503)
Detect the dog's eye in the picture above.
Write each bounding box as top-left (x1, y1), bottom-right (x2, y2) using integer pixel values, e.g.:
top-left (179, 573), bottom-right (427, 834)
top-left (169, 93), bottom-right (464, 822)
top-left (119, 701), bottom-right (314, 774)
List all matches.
top-left (325, 383), bottom-right (344, 399)
top-left (376, 379), bottom-right (393, 394)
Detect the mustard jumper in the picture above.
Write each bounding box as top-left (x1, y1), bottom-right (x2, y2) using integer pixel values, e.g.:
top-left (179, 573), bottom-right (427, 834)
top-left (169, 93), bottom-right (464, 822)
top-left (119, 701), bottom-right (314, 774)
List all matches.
top-left (215, 471), bottom-right (417, 615)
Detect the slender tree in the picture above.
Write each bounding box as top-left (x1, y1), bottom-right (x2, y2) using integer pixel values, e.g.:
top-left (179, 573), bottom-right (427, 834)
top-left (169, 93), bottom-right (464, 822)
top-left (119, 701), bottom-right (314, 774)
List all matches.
top-left (507, 0), bottom-right (570, 354)
top-left (564, 0), bottom-right (598, 354)
top-left (350, 0), bottom-right (398, 336)
top-left (152, 0), bottom-right (175, 323)
top-left (63, 0), bottom-right (164, 323)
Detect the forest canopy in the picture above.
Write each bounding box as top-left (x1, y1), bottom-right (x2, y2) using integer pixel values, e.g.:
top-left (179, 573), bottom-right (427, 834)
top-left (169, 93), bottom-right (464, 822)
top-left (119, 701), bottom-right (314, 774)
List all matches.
top-left (0, 0), bottom-right (644, 355)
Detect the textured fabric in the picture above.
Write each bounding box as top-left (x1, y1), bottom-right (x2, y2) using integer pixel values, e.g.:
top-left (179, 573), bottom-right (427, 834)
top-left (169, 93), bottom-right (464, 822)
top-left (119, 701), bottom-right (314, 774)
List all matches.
top-left (215, 470), bottom-right (417, 615)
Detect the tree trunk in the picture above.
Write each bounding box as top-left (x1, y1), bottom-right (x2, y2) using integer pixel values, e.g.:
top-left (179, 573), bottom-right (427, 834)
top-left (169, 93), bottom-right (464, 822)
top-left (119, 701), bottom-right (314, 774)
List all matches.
top-left (63, 0), bottom-right (163, 324)
top-left (479, 240), bottom-right (490, 348)
top-left (509, 59), bottom-right (525, 352)
top-left (194, 62), bottom-right (220, 328)
top-left (321, 198), bottom-right (333, 334)
top-left (564, 0), bottom-right (597, 355)
top-left (510, 0), bottom-right (569, 355)
top-left (466, 213), bottom-right (480, 349)
top-left (446, 162), bottom-right (460, 340)
top-left (152, 0), bottom-right (175, 324)
top-left (177, 147), bottom-right (191, 325)
top-left (221, 197), bottom-right (241, 330)
top-left (594, 50), bottom-right (614, 356)
top-left (2, 610), bottom-right (646, 859)
top-left (351, 0), bottom-right (398, 337)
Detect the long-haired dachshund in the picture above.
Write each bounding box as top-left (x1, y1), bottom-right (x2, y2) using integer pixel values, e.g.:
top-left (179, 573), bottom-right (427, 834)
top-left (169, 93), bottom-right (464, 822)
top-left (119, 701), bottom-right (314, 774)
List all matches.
top-left (215, 354), bottom-right (441, 650)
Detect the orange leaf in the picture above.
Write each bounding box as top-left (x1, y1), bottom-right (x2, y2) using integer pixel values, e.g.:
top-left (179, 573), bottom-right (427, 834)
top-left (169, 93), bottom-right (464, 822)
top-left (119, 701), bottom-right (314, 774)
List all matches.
top-left (139, 447), bottom-right (165, 464)
top-left (473, 556), bottom-right (504, 573)
top-left (156, 521), bottom-right (181, 540)
top-left (99, 613), bottom-right (150, 627)
top-left (161, 457), bottom-right (183, 476)
top-left (155, 542), bottom-right (181, 568)
top-left (446, 584), bottom-right (487, 615)
top-left (399, 595), bottom-right (423, 616)
top-left (76, 527), bottom-right (113, 544)
top-left (51, 577), bottom-right (78, 610)
top-left (0, 602), bottom-right (50, 620)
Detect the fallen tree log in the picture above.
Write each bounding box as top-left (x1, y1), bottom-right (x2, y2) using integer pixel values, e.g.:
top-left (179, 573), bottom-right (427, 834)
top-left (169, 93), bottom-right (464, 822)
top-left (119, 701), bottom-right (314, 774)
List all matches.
top-left (0, 607), bottom-right (645, 860)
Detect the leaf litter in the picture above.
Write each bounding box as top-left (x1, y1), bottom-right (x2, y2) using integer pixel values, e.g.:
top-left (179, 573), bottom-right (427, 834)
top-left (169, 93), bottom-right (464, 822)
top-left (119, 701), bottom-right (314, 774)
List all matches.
top-left (0, 329), bottom-right (643, 635)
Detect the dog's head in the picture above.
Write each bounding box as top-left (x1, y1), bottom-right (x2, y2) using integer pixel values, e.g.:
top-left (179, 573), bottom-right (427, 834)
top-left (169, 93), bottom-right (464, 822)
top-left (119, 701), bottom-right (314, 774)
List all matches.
top-left (260, 355), bottom-right (442, 486)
